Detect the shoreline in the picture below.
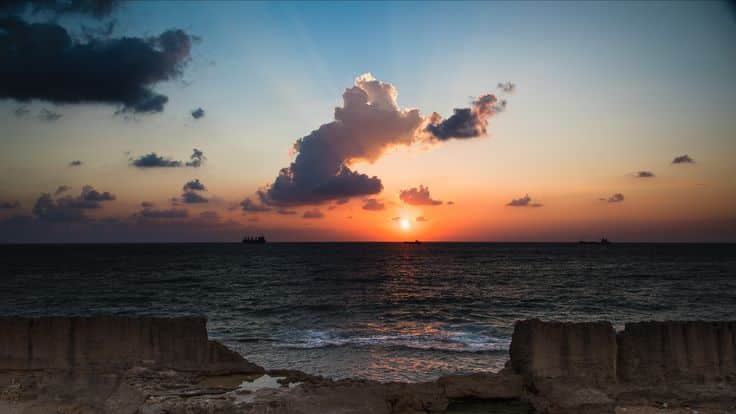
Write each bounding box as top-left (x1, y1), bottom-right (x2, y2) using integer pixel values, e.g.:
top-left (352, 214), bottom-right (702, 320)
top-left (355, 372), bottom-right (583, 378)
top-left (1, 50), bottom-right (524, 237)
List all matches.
top-left (1, 316), bottom-right (734, 413)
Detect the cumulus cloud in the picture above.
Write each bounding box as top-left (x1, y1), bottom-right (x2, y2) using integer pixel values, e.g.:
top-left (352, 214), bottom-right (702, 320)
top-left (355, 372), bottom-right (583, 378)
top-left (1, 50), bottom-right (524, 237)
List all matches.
top-left (425, 93), bottom-right (504, 140)
top-left (302, 209), bottom-right (324, 219)
top-left (180, 191), bottom-right (207, 204)
top-left (506, 194), bottom-right (543, 207)
top-left (191, 107), bottom-right (205, 119)
top-left (672, 154), bottom-right (695, 164)
top-left (362, 198), bottom-right (385, 211)
top-left (399, 185), bottom-right (442, 206)
top-left (81, 185), bottom-right (115, 201)
top-left (416, 216), bottom-right (428, 222)
top-left (182, 178), bottom-right (205, 191)
top-left (69, 160), bottom-right (83, 166)
top-left (38, 108), bottom-right (62, 121)
top-left (605, 193), bottom-right (624, 203)
top-left (240, 198), bottom-right (270, 212)
top-left (634, 171), bottom-right (655, 178)
top-left (0, 200), bottom-right (20, 209)
top-left (0, 16), bottom-right (192, 113)
top-left (258, 73), bottom-right (507, 206)
top-left (131, 149), bottom-right (204, 168)
top-left (31, 185), bottom-right (115, 222)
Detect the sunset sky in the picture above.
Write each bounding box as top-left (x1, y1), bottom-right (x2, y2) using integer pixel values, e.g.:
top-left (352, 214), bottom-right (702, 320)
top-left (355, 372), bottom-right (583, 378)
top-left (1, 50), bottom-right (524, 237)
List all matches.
top-left (1, 1), bottom-right (735, 242)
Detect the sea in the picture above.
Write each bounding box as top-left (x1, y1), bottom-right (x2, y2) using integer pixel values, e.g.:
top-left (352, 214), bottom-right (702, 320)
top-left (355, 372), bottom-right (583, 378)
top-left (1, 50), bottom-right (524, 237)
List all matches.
top-left (1, 243), bottom-right (734, 382)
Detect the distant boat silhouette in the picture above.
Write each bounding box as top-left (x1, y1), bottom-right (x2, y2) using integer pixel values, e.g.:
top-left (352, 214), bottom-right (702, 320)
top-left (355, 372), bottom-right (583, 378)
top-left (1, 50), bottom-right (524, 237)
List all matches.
top-left (242, 235), bottom-right (266, 244)
top-left (578, 237), bottom-right (611, 245)
top-left (403, 240), bottom-right (422, 244)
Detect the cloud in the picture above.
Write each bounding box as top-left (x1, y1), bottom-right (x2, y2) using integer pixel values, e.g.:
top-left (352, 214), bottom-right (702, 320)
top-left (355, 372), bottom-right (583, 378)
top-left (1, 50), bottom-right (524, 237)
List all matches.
top-left (191, 107), bottom-right (205, 119)
top-left (54, 185), bottom-right (70, 195)
top-left (277, 208), bottom-right (297, 215)
top-left (447, 201), bottom-right (455, 205)
top-left (497, 82), bottom-right (516, 93)
top-left (38, 108), bottom-right (62, 121)
top-left (302, 209), bottom-right (324, 219)
top-left (506, 194), bottom-right (543, 207)
top-left (182, 178), bottom-right (205, 191)
top-left (131, 149), bottom-right (204, 168)
top-left (416, 216), bottom-right (428, 222)
top-left (399, 185), bottom-right (442, 206)
top-left (605, 193), bottom-right (624, 203)
top-left (425, 94), bottom-right (503, 140)
top-left (0, 0), bottom-right (123, 18)
top-left (240, 198), bottom-right (270, 212)
top-left (186, 148), bottom-right (205, 167)
top-left (392, 216), bottom-right (401, 221)
top-left (180, 191), bottom-right (208, 204)
top-left (0, 200), bottom-right (20, 209)
top-left (137, 207), bottom-right (188, 219)
top-left (81, 185), bottom-right (115, 201)
top-left (14, 106), bottom-right (29, 117)
top-left (140, 201), bottom-right (154, 208)
top-left (0, 16), bottom-right (192, 113)
top-left (69, 160), bottom-right (83, 166)
top-left (199, 210), bottom-right (219, 222)
top-left (362, 198), bottom-right (385, 211)
top-left (672, 154), bottom-right (695, 164)
top-left (634, 171), bottom-right (655, 178)
top-left (259, 73), bottom-right (508, 206)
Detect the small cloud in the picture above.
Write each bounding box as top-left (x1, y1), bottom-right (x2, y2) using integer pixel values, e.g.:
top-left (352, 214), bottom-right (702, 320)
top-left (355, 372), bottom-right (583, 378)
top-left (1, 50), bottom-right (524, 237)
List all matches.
top-left (141, 201), bottom-right (154, 208)
top-left (605, 193), bottom-right (625, 203)
top-left (672, 154), bottom-right (695, 164)
top-left (130, 148), bottom-right (205, 168)
top-left (0, 200), bottom-right (20, 209)
top-left (241, 198), bottom-right (270, 212)
top-left (506, 194), bottom-right (542, 207)
top-left (302, 209), bottom-right (324, 219)
top-left (447, 201), bottom-right (455, 205)
top-left (391, 216), bottom-right (401, 221)
top-left (181, 191), bottom-right (208, 204)
top-left (182, 178), bottom-right (206, 192)
top-left (416, 216), bottom-right (429, 222)
top-left (69, 160), bottom-right (83, 167)
top-left (81, 185), bottom-right (115, 201)
top-left (634, 171), bottom-right (655, 178)
top-left (38, 108), bottom-right (62, 121)
top-left (54, 185), bottom-right (71, 195)
top-left (191, 107), bottom-right (205, 119)
top-left (497, 82), bottom-right (516, 94)
top-left (362, 198), bottom-right (385, 211)
top-left (399, 185), bottom-right (442, 206)
top-left (186, 148), bottom-right (205, 168)
top-left (277, 208), bottom-right (298, 215)
top-left (137, 208), bottom-right (189, 219)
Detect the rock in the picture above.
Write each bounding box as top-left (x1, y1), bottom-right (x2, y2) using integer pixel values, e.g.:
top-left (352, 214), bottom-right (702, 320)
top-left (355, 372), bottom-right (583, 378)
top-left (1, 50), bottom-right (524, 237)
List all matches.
top-left (437, 371), bottom-right (523, 399)
top-left (617, 321), bottom-right (736, 384)
top-left (532, 380), bottom-right (615, 414)
top-left (510, 319), bottom-right (617, 386)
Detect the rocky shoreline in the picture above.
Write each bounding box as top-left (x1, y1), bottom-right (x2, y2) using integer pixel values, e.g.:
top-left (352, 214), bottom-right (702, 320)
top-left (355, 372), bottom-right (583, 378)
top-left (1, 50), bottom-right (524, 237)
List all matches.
top-left (1, 316), bottom-right (734, 413)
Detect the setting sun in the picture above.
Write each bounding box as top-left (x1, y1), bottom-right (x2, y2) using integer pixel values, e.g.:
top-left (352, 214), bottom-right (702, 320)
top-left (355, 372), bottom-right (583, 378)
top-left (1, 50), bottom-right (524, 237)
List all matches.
top-left (399, 218), bottom-right (411, 230)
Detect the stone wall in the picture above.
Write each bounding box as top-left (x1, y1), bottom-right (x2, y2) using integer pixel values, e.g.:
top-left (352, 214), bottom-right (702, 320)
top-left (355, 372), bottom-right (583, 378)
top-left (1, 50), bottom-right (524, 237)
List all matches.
top-left (0, 316), bottom-right (262, 374)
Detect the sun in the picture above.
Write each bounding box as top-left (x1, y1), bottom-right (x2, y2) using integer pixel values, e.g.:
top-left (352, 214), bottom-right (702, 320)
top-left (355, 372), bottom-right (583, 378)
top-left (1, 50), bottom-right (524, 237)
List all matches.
top-left (399, 218), bottom-right (411, 230)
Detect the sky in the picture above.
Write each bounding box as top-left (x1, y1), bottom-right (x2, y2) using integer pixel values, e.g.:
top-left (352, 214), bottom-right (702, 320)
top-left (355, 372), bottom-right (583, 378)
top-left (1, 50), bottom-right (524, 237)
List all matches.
top-left (1, 0), bottom-right (735, 242)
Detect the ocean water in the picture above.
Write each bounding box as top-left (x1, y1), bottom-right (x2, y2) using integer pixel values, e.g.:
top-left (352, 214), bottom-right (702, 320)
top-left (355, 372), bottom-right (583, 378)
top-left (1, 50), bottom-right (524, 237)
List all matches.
top-left (1, 243), bottom-right (735, 382)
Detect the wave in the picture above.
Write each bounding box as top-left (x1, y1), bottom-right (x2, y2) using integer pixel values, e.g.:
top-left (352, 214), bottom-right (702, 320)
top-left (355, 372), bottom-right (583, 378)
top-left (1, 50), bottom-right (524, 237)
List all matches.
top-left (277, 329), bottom-right (510, 353)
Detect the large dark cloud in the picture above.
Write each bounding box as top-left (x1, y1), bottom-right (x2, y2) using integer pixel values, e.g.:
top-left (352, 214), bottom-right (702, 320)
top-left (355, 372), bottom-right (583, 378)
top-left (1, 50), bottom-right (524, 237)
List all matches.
top-left (131, 148), bottom-right (204, 168)
top-left (425, 94), bottom-right (503, 140)
top-left (672, 154), bottom-right (695, 164)
top-left (258, 74), bottom-right (509, 206)
top-left (506, 194), bottom-right (543, 207)
top-left (31, 185), bottom-right (115, 222)
top-left (399, 185), bottom-right (442, 206)
top-left (0, 16), bottom-right (192, 113)
top-left (0, 0), bottom-right (123, 18)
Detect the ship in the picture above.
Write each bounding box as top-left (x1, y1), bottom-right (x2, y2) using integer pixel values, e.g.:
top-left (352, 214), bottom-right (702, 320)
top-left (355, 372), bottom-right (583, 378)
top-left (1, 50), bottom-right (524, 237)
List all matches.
top-left (242, 235), bottom-right (266, 244)
top-left (578, 237), bottom-right (611, 245)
